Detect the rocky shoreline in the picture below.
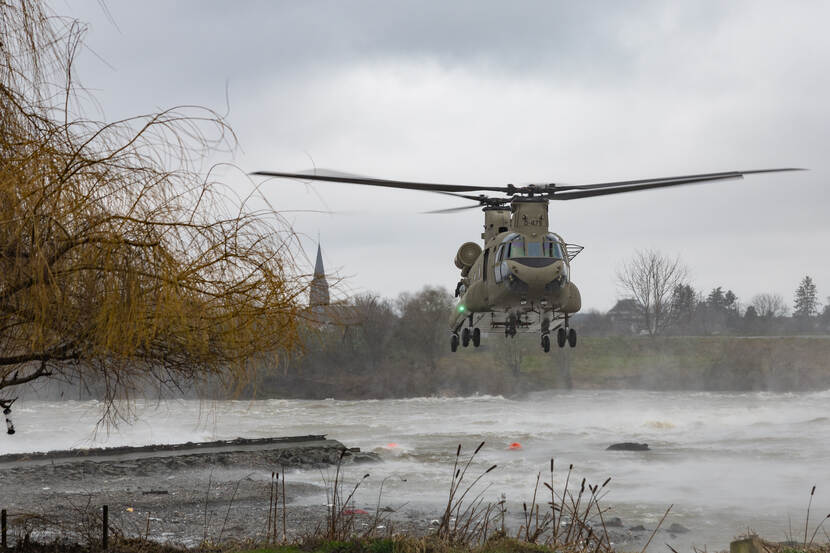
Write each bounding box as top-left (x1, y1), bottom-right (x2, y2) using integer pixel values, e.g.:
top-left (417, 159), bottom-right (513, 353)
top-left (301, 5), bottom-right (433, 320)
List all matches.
top-left (0, 436), bottom-right (383, 546)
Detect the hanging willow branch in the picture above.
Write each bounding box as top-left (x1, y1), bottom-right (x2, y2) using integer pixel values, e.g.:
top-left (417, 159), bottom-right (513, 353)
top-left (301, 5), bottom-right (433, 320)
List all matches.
top-left (0, 0), bottom-right (308, 421)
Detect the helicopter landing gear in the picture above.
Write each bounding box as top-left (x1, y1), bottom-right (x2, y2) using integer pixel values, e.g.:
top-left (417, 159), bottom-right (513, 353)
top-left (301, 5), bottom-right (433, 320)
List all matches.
top-left (451, 334), bottom-right (459, 352)
top-left (472, 327), bottom-right (481, 347)
top-left (541, 317), bottom-right (551, 352)
top-left (555, 317), bottom-right (578, 348)
top-left (461, 327), bottom-right (471, 347)
top-left (568, 328), bottom-right (577, 347)
top-left (505, 313), bottom-right (518, 338)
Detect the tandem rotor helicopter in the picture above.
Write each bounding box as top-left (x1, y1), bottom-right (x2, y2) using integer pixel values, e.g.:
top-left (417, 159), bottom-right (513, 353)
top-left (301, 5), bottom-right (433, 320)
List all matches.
top-left (253, 167), bottom-right (802, 353)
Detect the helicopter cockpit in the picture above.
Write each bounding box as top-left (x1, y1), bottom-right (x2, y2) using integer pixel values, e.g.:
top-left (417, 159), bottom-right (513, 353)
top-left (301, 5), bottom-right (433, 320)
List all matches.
top-left (495, 232), bottom-right (565, 282)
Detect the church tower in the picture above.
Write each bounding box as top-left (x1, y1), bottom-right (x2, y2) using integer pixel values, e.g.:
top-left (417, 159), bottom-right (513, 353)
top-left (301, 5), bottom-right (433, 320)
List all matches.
top-left (309, 243), bottom-right (330, 309)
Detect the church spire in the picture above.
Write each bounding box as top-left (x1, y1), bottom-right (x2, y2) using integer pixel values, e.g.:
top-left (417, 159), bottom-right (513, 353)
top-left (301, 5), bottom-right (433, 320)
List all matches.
top-left (309, 242), bottom-right (330, 308)
top-left (314, 243), bottom-right (325, 277)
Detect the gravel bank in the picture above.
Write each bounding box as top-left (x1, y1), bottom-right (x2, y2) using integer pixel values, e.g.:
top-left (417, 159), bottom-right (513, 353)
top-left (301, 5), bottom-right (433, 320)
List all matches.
top-left (0, 436), bottom-right (395, 546)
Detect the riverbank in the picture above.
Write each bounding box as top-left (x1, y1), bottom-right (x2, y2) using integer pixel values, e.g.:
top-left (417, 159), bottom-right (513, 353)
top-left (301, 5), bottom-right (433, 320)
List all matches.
top-left (255, 335), bottom-right (830, 399)
top-left (0, 437), bottom-right (382, 547)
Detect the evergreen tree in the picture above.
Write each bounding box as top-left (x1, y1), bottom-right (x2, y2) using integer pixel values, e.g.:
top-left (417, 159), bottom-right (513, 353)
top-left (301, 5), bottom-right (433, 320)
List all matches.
top-left (707, 287), bottom-right (726, 307)
top-left (793, 276), bottom-right (819, 318)
top-left (670, 284), bottom-right (697, 333)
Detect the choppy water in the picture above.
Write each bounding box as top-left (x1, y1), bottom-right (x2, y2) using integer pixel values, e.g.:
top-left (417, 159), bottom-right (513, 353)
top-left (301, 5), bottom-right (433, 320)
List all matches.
top-left (3, 390), bottom-right (830, 551)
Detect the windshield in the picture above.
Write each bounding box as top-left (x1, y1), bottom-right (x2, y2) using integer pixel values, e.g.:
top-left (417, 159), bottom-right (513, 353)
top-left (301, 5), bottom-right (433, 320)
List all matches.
top-left (502, 233), bottom-right (564, 259)
top-left (506, 237), bottom-right (525, 258)
top-left (544, 234), bottom-right (563, 258)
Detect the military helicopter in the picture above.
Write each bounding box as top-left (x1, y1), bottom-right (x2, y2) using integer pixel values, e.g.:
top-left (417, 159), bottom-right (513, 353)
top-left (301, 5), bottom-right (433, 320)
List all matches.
top-left (253, 168), bottom-right (801, 352)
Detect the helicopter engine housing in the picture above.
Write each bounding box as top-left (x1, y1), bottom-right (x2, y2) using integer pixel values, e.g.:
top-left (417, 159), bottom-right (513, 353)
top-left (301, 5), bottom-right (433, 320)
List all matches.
top-left (454, 242), bottom-right (482, 276)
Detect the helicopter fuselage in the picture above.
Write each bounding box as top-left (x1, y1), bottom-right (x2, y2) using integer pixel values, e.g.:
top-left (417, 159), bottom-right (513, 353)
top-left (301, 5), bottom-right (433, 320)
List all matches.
top-left (450, 197), bottom-right (582, 337)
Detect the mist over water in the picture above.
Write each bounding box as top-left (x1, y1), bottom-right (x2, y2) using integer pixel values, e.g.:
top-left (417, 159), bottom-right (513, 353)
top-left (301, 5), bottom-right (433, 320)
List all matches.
top-left (4, 391), bottom-right (830, 550)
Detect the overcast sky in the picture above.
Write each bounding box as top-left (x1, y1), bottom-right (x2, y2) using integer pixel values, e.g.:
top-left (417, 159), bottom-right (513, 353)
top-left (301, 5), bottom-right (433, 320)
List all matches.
top-left (64, 1), bottom-right (829, 311)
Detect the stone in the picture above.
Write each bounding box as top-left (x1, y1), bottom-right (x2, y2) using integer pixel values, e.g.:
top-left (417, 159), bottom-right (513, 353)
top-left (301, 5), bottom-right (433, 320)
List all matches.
top-left (606, 442), bottom-right (650, 451)
top-left (668, 523), bottom-right (689, 534)
top-left (605, 517), bottom-right (623, 527)
top-left (731, 536), bottom-right (764, 553)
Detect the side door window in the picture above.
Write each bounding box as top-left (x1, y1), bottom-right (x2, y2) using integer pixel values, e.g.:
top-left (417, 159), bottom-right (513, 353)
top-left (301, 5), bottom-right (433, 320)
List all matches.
top-left (482, 248), bottom-right (489, 282)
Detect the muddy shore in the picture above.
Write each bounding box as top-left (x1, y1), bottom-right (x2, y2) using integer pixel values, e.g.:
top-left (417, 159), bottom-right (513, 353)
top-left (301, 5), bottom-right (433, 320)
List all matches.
top-left (0, 437), bottom-right (673, 549)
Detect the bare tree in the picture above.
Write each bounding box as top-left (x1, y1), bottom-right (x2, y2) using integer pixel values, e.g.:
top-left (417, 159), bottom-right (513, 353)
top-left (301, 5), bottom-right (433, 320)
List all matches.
top-left (750, 293), bottom-right (788, 318)
top-left (616, 250), bottom-right (688, 336)
top-left (0, 0), bottom-right (307, 422)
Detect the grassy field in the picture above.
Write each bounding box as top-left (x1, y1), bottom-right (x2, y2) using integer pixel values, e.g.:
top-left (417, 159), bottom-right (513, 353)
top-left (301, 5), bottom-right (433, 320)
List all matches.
top-left (438, 336), bottom-right (830, 394)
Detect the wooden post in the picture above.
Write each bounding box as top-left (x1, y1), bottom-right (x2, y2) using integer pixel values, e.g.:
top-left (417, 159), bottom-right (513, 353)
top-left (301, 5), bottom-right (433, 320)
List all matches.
top-left (102, 505), bottom-right (108, 550)
top-left (2, 508), bottom-right (7, 550)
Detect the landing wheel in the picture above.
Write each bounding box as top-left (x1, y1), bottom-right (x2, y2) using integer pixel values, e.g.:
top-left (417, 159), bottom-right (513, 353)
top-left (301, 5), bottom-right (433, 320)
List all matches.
top-left (567, 328), bottom-right (577, 348)
top-left (461, 327), bottom-right (471, 348)
top-left (541, 334), bottom-right (550, 353)
top-left (557, 327), bottom-right (567, 348)
top-left (472, 328), bottom-right (481, 347)
top-left (451, 334), bottom-right (459, 352)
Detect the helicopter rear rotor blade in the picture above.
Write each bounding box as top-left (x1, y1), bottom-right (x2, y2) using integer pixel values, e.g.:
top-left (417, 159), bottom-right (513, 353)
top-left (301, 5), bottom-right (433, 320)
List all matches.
top-left (422, 204), bottom-right (484, 214)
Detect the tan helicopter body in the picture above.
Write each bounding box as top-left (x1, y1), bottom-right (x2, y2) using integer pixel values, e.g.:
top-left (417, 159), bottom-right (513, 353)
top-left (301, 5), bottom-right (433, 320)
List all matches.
top-left (252, 167), bottom-right (803, 353)
top-left (449, 199), bottom-right (582, 351)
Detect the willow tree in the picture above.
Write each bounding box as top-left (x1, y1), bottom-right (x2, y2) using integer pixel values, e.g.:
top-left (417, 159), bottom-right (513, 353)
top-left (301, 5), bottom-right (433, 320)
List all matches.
top-left (0, 0), bottom-right (306, 421)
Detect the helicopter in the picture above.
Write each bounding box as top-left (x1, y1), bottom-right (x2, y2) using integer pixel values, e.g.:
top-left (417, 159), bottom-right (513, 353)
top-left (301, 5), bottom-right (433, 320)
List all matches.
top-left (253, 167), bottom-right (802, 353)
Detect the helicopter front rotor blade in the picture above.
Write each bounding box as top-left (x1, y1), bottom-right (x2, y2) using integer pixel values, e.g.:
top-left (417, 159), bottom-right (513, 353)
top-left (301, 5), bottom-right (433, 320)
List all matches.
top-left (550, 168), bottom-right (803, 200)
top-left (550, 168), bottom-right (804, 194)
top-left (252, 170), bottom-right (508, 194)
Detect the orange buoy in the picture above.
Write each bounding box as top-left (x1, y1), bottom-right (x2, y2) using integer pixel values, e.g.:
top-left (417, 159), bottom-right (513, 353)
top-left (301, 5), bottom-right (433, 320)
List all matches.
top-left (385, 442), bottom-right (399, 448)
top-left (508, 442), bottom-right (522, 450)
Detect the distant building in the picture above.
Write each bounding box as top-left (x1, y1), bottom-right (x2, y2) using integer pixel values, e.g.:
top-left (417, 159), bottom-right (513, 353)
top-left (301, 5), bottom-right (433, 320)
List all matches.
top-left (607, 298), bottom-right (643, 335)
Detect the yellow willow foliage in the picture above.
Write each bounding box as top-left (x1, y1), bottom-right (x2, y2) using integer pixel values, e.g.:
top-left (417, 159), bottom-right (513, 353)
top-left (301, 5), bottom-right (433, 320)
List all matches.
top-left (0, 0), bottom-right (307, 411)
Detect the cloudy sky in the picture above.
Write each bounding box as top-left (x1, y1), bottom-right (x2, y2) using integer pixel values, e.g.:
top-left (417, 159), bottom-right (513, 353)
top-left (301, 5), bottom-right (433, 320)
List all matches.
top-left (65, 1), bottom-right (829, 311)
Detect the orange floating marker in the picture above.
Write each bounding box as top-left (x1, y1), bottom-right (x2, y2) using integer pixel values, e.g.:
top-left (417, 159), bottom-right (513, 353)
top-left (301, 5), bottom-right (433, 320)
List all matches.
top-left (385, 442), bottom-right (399, 448)
top-left (508, 442), bottom-right (522, 450)
top-left (343, 508), bottom-right (369, 515)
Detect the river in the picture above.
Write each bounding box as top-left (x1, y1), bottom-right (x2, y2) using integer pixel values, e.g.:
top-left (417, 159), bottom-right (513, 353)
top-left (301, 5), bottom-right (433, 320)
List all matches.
top-left (3, 390), bottom-right (829, 551)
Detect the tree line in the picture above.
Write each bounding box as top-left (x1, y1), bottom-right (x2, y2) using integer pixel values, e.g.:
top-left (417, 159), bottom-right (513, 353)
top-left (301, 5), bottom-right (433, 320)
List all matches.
top-left (599, 249), bottom-right (830, 337)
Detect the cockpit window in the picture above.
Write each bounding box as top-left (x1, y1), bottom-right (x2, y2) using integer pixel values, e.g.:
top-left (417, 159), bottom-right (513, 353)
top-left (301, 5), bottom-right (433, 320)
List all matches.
top-left (506, 237), bottom-right (525, 258)
top-left (544, 234), bottom-right (563, 258)
top-left (501, 233), bottom-right (563, 259)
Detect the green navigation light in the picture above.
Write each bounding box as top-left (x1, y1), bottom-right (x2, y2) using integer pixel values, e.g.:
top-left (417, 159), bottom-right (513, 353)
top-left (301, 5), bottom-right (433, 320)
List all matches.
top-left (458, 305), bottom-right (466, 312)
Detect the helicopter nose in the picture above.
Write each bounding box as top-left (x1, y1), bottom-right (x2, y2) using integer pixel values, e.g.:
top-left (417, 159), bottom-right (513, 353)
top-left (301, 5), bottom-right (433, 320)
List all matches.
top-left (505, 259), bottom-right (565, 289)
